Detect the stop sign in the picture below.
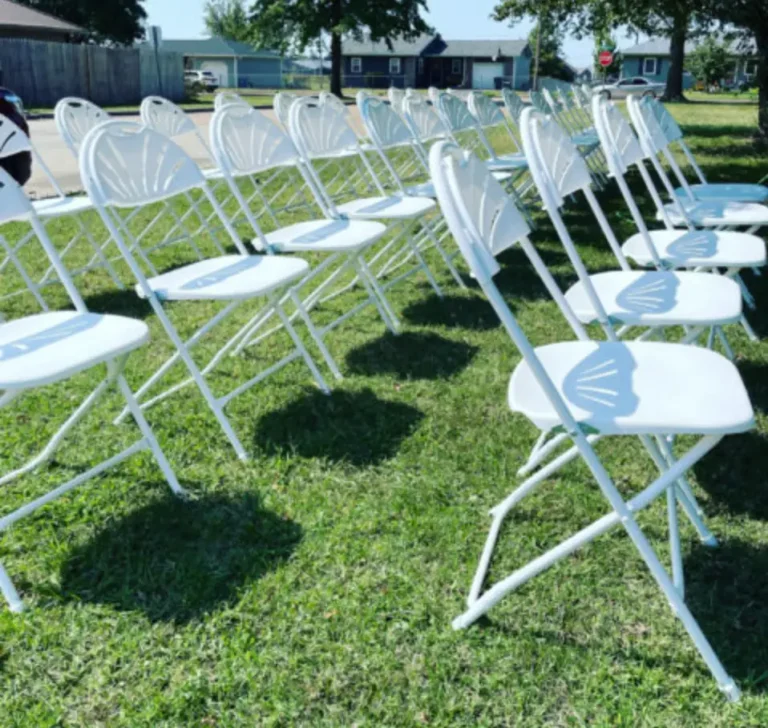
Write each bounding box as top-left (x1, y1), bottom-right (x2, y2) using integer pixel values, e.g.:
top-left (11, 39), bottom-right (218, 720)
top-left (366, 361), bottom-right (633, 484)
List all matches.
top-left (599, 50), bottom-right (614, 68)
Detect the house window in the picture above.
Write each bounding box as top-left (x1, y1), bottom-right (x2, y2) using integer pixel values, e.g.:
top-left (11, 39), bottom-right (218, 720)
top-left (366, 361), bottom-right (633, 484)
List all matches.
top-left (745, 59), bottom-right (759, 78)
top-left (452, 58), bottom-right (463, 75)
top-left (643, 58), bottom-right (658, 76)
top-left (389, 57), bottom-right (402, 75)
top-left (351, 57), bottom-right (362, 74)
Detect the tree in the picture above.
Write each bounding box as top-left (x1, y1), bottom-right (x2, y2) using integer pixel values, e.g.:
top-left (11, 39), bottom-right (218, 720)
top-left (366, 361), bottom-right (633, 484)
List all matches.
top-left (204, 0), bottom-right (252, 42)
top-left (686, 36), bottom-right (731, 89)
top-left (706, 0), bottom-right (768, 139)
top-left (494, 0), bottom-right (712, 100)
top-left (15, 0), bottom-right (147, 45)
top-left (528, 21), bottom-right (570, 86)
top-left (249, 0), bottom-right (431, 97)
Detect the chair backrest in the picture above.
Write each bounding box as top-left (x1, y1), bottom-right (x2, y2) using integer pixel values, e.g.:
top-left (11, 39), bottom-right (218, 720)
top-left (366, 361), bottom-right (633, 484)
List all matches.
top-left (427, 86), bottom-right (440, 105)
top-left (403, 94), bottom-right (448, 142)
top-left (429, 139), bottom-right (591, 429)
top-left (274, 91), bottom-right (299, 128)
top-left (520, 107), bottom-right (592, 208)
top-left (318, 91), bottom-right (348, 116)
top-left (388, 86), bottom-right (406, 116)
top-left (289, 96), bottom-right (358, 159)
top-left (359, 95), bottom-right (413, 149)
top-left (437, 92), bottom-right (476, 133)
top-left (140, 96), bottom-right (197, 139)
top-left (502, 88), bottom-right (525, 126)
top-left (592, 96), bottom-right (645, 173)
top-left (54, 97), bottom-right (110, 157)
top-left (0, 166), bottom-right (87, 312)
top-left (467, 92), bottom-right (505, 128)
top-left (214, 91), bottom-right (248, 110)
top-left (79, 121), bottom-right (205, 208)
top-left (626, 93), bottom-right (671, 157)
top-left (0, 112), bottom-right (32, 159)
top-left (211, 103), bottom-right (299, 177)
top-left (541, 87), bottom-right (561, 114)
top-left (528, 91), bottom-right (552, 115)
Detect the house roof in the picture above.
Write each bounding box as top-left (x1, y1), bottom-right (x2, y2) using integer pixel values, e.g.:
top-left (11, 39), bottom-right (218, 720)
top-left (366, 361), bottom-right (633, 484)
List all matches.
top-left (0, 0), bottom-right (85, 34)
top-left (162, 37), bottom-right (280, 58)
top-left (426, 39), bottom-right (529, 58)
top-left (341, 32), bottom-right (434, 57)
top-left (622, 36), bottom-right (756, 56)
top-left (342, 33), bottom-right (530, 58)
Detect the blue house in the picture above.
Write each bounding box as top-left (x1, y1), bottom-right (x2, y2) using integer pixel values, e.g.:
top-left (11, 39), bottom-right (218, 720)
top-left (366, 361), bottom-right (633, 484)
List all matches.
top-left (341, 33), bottom-right (532, 90)
top-left (161, 37), bottom-right (282, 89)
top-left (620, 37), bottom-right (759, 89)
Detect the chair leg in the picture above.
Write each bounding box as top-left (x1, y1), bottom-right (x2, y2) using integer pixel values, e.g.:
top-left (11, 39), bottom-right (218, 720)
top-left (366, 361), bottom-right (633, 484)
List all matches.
top-left (289, 290), bottom-right (343, 381)
top-left (114, 371), bottom-right (185, 497)
top-left (0, 562), bottom-right (24, 613)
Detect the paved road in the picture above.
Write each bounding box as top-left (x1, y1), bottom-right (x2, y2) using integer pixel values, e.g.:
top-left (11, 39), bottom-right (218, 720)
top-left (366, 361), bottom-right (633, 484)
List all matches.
top-left (26, 107), bottom-right (368, 199)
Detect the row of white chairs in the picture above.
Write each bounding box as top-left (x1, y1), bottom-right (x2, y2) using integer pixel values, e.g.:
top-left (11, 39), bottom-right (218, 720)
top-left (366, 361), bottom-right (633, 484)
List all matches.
top-left (1, 86), bottom-right (766, 705)
top-left (427, 92), bottom-right (767, 702)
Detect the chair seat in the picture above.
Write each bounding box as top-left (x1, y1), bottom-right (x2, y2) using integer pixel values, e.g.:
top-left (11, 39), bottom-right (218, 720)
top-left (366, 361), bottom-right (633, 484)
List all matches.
top-left (564, 271), bottom-right (742, 327)
top-left (336, 196), bottom-right (436, 220)
top-left (202, 167), bottom-right (226, 181)
top-left (661, 199), bottom-right (768, 227)
top-left (623, 229), bottom-right (766, 268)
top-left (0, 312), bottom-right (148, 389)
top-left (508, 340), bottom-right (754, 436)
top-left (485, 154), bottom-right (528, 171)
top-left (263, 219), bottom-right (386, 253)
top-left (572, 131), bottom-right (599, 147)
top-left (138, 255), bottom-right (309, 301)
top-left (675, 183), bottom-right (768, 204)
top-left (406, 171), bottom-right (511, 199)
top-left (32, 195), bottom-right (94, 218)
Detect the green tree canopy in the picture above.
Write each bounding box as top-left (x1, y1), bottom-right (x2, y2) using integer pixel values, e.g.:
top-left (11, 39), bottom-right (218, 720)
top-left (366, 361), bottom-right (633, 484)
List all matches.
top-left (686, 36), bottom-right (732, 89)
top-left (15, 0), bottom-right (147, 45)
top-left (249, 0), bottom-right (431, 96)
top-left (204, 0), bottom-right (252, 42)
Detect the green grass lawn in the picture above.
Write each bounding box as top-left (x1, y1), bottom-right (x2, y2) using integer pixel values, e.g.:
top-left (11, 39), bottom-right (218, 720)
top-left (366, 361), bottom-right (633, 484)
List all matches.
top-left (1, 101), bottom-right (768, 726)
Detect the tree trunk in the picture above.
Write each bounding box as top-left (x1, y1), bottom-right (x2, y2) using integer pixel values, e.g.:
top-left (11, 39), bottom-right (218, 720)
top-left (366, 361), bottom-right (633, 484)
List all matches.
top-left (757, 30), bottom-right (768, 140)
top-left (664, 13), bottom-right (688, 102)
top-left (330, 0), bottom-right (342, 97)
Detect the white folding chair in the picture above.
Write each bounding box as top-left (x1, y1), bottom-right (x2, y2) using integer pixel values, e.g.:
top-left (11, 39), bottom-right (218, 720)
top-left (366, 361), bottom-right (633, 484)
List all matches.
top-left (627, 94), bottom-right (768, 232)
top-left (214, 91), bottom-right (249, 110)
top-left (0, 113), bottom-right (124, 308)
top-left (0, 166), bottom-right (183, 612)
top-left (358, 95), bottom-right (466, 287)
top-left (387, 86), bottom-right (406, 116)
top-left (54, 97), bottom-right (111, 159)
top-left (519, 107), bottom-right (745, 357)
top-left (592, 95), bottom-right (765, 341)
top-left (427, 86), bottom-right (440, 106)
top-left (429, 139), bottom-right (754, 703)
top-left (274, 91), bottom-right (301, 130)
top-left (79, 121), bottom-right (331, 461)
top-left (501, 88), bottom-right (526, 128)
top-left (639, 96), bottom-right (767, 203)
top-left (288, 96), bottom-right (447, 327)
top-left (210, 102), bottom-right (394, 373)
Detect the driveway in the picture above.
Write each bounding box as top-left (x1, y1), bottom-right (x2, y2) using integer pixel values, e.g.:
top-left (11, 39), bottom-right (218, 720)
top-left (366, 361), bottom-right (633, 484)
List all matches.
top-left (26, 107), bottom-right (368, 199)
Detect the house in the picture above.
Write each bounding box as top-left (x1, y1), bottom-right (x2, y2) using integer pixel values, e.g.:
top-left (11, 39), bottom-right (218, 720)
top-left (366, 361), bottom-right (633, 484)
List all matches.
top-left (341, 33), bottom-right (532, 90)
top-left (161, 37), bottom-right (282, 89)
top-left (620, 37), bottom-right (759, 89)
top-left (0, 0), bottom-right (85, 42)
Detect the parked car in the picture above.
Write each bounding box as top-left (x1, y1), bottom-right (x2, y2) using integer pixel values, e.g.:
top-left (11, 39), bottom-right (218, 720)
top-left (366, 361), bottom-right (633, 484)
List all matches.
top-left (184, 69), bottom-right (219, 91)
top-left (592, 76), bottom-right (665, 100)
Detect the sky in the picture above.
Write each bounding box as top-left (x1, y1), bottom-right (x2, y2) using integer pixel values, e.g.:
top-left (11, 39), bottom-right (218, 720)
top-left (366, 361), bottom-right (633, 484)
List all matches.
top-left (143, 0), bottom-right (645, 68)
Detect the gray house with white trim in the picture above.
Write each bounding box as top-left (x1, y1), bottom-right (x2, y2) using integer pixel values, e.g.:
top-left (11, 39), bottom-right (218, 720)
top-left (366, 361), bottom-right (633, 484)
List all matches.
top-left (342, 33), bottom-right (532, 90)
top-left (620, 37), bottom-right (759, 89)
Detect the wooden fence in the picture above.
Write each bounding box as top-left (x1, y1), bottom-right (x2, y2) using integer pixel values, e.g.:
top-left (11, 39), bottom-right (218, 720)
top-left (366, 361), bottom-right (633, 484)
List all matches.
top-left (0, 39), bottom-right (184, 108)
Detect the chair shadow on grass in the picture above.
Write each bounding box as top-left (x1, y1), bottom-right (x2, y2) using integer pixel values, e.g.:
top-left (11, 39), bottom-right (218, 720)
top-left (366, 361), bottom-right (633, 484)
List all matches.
top-left (345, 331), bottom-right (478, 380)
top-left (683, 538), bottom-right (768, 694)
top-left (253, 387), bottom-right (424, 467)
top-left (59, 490), bottom-right (302, 624)
top-left (403, 294), bottom-right (501, 331)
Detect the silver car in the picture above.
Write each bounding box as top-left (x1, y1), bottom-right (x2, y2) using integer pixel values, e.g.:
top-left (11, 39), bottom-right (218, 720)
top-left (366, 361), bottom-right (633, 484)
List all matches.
top-left (592, 76), bottom-right (666, 100)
